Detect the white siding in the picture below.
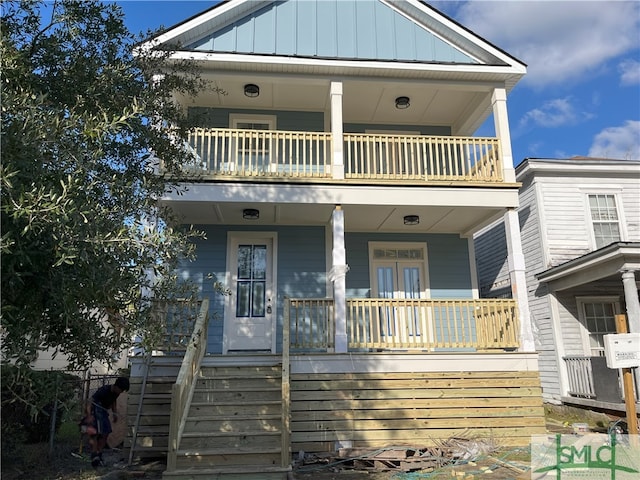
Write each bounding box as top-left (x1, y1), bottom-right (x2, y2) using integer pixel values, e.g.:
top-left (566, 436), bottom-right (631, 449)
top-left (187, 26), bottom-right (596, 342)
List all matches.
top-left (518, 176), bottom-right (562, 401)
top-left (474, 160), bottom-right (640, 404)
top-left (537, 175), bottom-right (640, 266)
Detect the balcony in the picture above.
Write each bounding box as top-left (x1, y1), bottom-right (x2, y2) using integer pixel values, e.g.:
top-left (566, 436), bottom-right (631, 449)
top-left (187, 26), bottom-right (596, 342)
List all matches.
top-left (286, 298), bottom-right (520, 352)
top-left (185, 128), bottom-right (504, 184)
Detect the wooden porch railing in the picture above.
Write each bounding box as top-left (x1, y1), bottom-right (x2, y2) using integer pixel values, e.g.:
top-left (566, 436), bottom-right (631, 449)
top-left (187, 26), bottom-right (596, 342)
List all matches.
top-left (287, 298), bottom-right (519, 351)
top-left (150, 298), bottom-right (201, 352)
top-left (184, 128), bottom-right (504, 183)
top-left (166, 298), bottom-right (209, 472)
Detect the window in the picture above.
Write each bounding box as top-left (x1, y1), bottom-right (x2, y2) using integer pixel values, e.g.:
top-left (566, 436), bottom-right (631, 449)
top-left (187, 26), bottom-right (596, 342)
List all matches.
top-left (588, 194), bottom-right (621, 249)
top-left (578, 299), bottom-right (620, 356)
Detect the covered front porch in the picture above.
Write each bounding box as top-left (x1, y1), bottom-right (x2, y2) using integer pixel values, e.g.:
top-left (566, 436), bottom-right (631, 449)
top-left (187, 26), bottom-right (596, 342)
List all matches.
top-left (128, 297), bottom-right (544, 480)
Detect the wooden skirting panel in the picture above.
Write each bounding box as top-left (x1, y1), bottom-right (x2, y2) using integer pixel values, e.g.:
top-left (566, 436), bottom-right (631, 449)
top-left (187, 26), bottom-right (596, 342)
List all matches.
top-left (290, 371), bottom-right (546, 453)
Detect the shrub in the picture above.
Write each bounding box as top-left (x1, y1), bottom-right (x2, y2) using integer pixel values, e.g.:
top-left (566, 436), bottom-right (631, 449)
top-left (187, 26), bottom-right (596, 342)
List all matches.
top-left (1, 365), bottom-right (81, 453)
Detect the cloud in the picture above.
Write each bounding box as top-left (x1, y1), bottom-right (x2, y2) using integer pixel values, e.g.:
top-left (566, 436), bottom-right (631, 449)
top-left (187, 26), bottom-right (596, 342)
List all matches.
top-left (519, 97), bottom-right (592, 128)
top-left (619, 59), bottom-right (640, 86)
top-left (588, 120), bottom-right (640, 160)
top-left (453, 1), bottom-right (640, 88)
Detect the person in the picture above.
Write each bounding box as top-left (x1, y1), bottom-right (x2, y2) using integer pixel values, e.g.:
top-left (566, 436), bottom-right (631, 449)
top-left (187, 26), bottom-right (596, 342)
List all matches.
top-left (84, 376), bottom-right (129, 468)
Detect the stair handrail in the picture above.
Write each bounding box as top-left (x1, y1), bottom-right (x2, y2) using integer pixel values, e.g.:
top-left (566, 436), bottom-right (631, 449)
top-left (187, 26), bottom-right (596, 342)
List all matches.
top-left (166, 297), bottom-right (210, 471)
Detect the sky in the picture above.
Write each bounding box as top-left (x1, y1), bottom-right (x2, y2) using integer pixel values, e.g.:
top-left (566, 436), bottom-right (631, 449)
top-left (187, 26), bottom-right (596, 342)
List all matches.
top-left (114, 0), bottom-right (640, 164)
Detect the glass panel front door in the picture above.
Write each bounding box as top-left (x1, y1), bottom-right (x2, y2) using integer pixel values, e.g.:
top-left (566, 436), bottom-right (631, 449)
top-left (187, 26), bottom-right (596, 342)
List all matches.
top-left (226, 236), bottom-right (274, 352)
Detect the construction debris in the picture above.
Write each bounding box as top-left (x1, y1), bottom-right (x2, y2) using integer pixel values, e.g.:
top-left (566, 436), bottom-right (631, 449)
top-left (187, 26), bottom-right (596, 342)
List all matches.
top-left (294, 436), bottom-right (502, 474)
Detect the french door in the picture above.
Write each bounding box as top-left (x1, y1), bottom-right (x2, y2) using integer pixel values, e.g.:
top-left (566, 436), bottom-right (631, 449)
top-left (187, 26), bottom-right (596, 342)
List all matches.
top-left (370, 243), bottom-right (429, 343)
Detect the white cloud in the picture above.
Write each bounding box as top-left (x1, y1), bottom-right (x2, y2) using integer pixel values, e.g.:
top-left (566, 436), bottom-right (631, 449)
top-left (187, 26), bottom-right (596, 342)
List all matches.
top-left (454, 1), bottom-right (640, 88)
top-left (588, 120), bottom-right (640, 159)
top-left (520, 97), bottom-right (592, 128)
top-left (619, 59), bottom-right (640, 85)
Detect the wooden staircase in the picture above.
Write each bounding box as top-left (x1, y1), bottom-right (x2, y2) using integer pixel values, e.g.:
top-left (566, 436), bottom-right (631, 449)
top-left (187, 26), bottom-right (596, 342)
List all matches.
top-left (162, 364), bottom-right (291, 480)
top-left (127, 358), bottom-right (182, 460)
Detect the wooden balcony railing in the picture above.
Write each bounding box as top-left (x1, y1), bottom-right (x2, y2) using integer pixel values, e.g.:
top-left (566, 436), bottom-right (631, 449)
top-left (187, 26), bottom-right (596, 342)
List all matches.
top-left (343, 133), bottom-right (502, 182)
top-left (286, 298), bottom-right (519, 352)
top-left (187, 128), bottom-right (332, 178)
top-left (184, 128), bottom-right (504, 183)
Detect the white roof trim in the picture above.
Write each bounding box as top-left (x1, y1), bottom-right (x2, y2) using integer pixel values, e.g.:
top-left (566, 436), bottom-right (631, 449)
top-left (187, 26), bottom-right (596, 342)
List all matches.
top-left (390, 0), bottom-right (525, 69)
top-left (170, 51), bottom-right (526, 76)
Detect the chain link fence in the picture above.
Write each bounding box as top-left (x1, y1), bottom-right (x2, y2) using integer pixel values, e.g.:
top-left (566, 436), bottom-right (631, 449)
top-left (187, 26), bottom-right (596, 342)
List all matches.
top-left (45, 371), bottom-right (124, 455)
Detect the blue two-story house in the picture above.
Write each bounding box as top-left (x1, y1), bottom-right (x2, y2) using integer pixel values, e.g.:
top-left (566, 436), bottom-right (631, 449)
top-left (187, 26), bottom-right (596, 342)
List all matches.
top-left (128, 2), bottom-right (546, 479)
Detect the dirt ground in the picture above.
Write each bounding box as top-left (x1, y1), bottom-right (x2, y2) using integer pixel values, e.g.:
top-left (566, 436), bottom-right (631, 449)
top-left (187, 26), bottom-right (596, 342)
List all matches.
top-left (0, 445), bottom-right (530, 480)
top-left (0, 404), bottom-right (619, 480)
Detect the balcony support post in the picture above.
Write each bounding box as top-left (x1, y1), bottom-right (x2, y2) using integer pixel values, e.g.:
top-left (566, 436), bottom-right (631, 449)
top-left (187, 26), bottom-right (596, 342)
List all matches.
top-left (492, 88), bottom-right (515, 183)
top-left (622, 270), bottom-right (640, 334)
top-left (504, 208), bottom-right (535, 352)
top-left (330, 81), bottom-right (345, 180)
top-left (330, 205), bottom-right (348, 352)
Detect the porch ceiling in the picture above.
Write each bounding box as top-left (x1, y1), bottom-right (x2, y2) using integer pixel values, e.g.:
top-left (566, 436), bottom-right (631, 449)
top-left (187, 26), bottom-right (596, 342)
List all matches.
top-left (174, 70), bottom-right (500, 136)
top-left (163, 199), bottom-right (507, 236)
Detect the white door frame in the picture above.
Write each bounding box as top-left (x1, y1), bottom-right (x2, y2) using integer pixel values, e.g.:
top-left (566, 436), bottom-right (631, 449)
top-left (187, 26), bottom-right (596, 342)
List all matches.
top-left (223, 231), bottom-right (278, 354)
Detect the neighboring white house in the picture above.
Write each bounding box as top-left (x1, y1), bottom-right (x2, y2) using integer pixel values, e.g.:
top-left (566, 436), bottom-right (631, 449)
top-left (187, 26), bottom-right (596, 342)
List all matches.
top-left (475, 156), bottom-right (640, 411)
top-left (29, 308), bottom-right (130, 375)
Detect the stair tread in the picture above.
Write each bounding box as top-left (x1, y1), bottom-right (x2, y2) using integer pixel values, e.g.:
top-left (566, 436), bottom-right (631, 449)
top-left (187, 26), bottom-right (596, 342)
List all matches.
top-left (199, 374), bottom-right (282, 379)
top-left (182, 430), bottom-right (280, 437)
top-left (178, 446), bottom-right (281, 455)
top-left (195, 387), bottom-right (281, 392)
top-left (191, 400), bottom-right (281, 406)
top-left (187, 414), bottom-right (281, 420)
top-left (164, 465), bottom-right (291, 474)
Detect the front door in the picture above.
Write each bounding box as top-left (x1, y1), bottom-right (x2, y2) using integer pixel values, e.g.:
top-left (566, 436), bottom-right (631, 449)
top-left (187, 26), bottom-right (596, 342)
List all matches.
top-left (224, 233), bottom-right (276, 353)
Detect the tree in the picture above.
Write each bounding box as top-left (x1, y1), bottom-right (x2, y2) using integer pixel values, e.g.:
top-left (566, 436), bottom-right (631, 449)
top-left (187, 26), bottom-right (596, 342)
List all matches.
top-left (1, 0), bottom-right (206, 370)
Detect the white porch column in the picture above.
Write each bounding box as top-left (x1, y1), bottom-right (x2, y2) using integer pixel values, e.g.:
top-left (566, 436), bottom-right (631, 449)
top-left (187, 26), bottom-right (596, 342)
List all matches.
top-left (492, 87), bottom-right (516, 183)
top-left (330, 81), bottom-right (344, 180)
top-left (504, 209), bottom-right (535, 351)
top-left (622, 270), bottom-right (640, 333)
top-left (330, 205), bottom-right (349, 352)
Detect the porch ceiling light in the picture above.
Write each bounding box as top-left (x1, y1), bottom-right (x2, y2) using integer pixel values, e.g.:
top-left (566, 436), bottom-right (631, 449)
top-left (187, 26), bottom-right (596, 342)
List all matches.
top-left (244, 84), bottom-right (260, 98)
top-left (242, 208), bottom-right (260, 220)
top-left (403, 215), bottom-right (419, 225)
top-left (395, 96), bottom-right (410, 109)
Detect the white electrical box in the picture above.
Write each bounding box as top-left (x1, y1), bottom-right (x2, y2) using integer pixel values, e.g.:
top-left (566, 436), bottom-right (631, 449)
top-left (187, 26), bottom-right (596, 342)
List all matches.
top-left (603, 333), bottom-right (640, 369)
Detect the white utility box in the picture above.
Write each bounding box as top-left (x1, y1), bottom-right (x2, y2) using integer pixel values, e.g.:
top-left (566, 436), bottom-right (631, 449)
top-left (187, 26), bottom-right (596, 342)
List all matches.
top-left (603, 333), bottom-right (640, 369)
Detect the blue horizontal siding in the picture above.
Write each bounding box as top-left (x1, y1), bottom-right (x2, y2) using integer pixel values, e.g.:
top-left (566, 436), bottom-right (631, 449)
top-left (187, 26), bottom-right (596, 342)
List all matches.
top-left (179, 225), bottom-right (327, 353)
top-left (345, 233), bottom-right (473, 298)
top-left (345, 123), bottom-right (451, 136)
top-left (188, 107), bottom-right (324, 131)
top-left (180, 228), bottom-right (472, 353)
